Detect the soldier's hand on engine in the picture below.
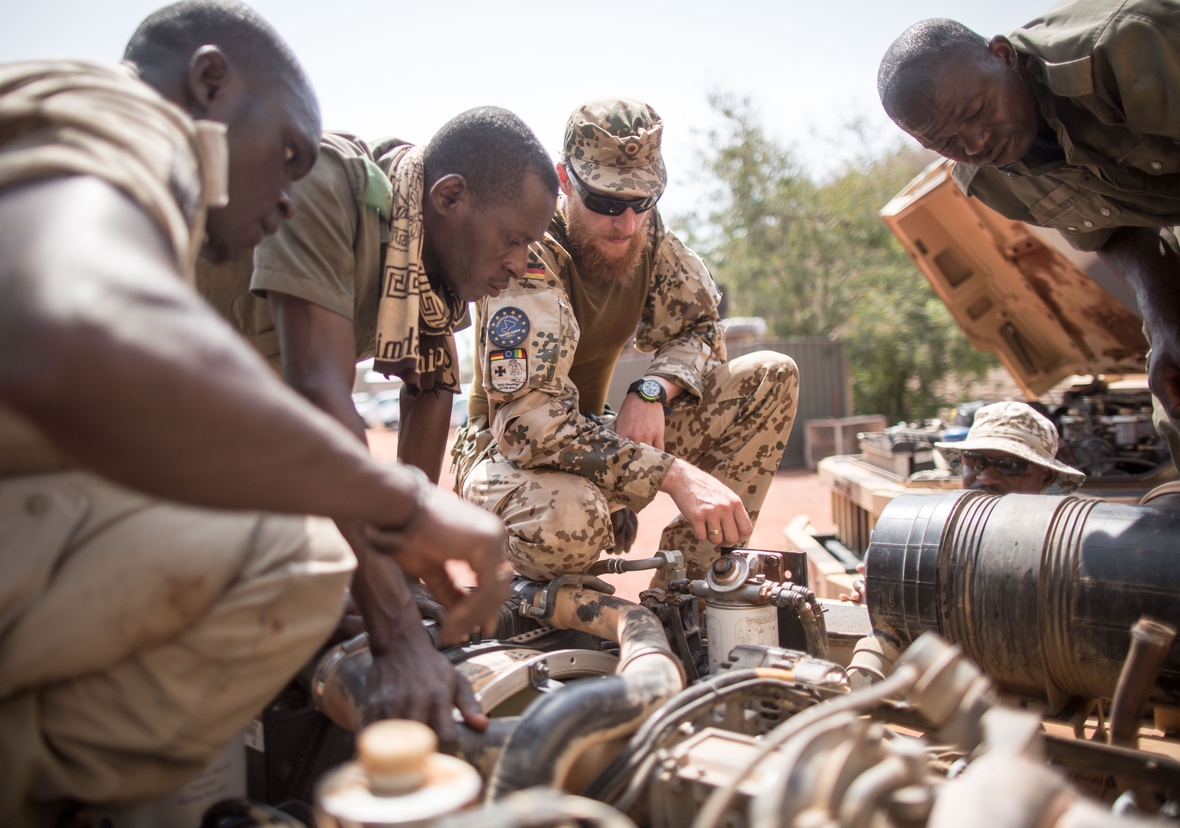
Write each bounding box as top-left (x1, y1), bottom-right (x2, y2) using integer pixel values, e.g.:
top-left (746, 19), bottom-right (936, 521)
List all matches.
top-left (363, 637), bottom-right (487, 752)
top-left (660, 458), bottom-right (752, 546)
top-left (379, 489), bottom-right (512, 645)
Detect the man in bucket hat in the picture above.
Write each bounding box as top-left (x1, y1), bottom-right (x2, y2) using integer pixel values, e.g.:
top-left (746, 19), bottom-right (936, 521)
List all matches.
top-left (842, 400), bottom-right (1085, 604)
top-left (454, 97), bottom-right (799, 582)
top-left (935, 401), bottom-right (1085, 495)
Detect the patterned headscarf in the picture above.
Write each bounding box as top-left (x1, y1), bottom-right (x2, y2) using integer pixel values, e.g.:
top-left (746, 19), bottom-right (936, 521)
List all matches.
top-left (372, 145), bottom-right (466, 392)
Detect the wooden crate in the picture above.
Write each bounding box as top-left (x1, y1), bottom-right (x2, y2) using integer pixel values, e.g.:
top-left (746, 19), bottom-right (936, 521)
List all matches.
top-left (804, 415), bottom-right (887, 469)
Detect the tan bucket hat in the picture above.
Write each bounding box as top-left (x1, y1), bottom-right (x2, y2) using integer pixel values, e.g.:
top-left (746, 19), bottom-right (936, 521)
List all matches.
top-left (935, 401), bottom-right (1086, 493)
top-left (563, 97), bottom-right (666, 200)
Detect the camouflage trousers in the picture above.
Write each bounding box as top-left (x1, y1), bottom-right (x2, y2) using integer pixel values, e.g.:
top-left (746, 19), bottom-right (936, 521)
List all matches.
top-left (457, 351), bottom-right (799, 581)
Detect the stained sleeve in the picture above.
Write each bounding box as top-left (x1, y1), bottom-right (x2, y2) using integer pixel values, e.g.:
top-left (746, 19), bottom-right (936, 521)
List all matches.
top-left (478, 243), bottom-right (674, 510)
top-left (634, 228), bottom-right (726, 397)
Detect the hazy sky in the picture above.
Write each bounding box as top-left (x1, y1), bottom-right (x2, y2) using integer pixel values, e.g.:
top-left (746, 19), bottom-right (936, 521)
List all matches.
top-left (4, 0), bottom-right (1041, 216)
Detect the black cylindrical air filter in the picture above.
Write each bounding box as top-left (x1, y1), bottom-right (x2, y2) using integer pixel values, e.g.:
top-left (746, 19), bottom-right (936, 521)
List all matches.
top-left (866, 491), bottom-right (1180, 705)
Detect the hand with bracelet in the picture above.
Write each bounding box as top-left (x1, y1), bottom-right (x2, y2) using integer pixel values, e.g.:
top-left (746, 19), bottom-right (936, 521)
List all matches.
top-left (364, 466), bottom-right (511, 646)
top-left (343, 466), bottom-right (511, 750)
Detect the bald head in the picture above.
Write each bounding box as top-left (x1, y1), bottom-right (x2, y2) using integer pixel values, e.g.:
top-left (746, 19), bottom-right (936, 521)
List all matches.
top-left (877, 18), bottom-right (1040, 169)
top-left (124, 1), bottom-right (322, 263)
top-left (125, 1), bottom-right (308, 92)
top-left (878, 19), bottom-right (988, 123)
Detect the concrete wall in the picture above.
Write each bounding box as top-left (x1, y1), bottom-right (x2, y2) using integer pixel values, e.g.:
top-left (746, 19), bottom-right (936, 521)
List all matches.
top-left (606, 337), bottom-right (850, 468)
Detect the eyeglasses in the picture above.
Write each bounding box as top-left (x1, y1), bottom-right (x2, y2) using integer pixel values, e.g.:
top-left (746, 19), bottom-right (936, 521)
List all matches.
top-left (565, 163), bottom-right (660, 217)
top-left (960, 450), bottom-right (1031, 476)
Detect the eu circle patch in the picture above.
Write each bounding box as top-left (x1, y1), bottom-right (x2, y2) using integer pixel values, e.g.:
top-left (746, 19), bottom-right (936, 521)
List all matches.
top-left (488, 307), bottom-right (530, 348)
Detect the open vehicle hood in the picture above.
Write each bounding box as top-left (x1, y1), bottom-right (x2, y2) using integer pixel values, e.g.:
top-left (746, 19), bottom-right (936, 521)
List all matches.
top-left (880, 159), bottom-right (1147, 398)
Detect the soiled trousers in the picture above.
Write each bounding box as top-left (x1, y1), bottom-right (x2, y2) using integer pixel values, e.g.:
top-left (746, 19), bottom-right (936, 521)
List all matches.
top-left (0, 471), bottom-right (355, 827)
top-left (460, 351), bottom-right (799, 581)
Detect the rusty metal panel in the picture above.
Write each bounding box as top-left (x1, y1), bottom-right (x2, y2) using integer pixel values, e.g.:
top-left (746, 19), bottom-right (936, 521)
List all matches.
top-left (880, 159), bottom-right (1147, 398)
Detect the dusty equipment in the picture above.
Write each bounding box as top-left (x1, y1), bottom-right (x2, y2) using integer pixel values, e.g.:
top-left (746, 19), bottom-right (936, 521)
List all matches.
top-left (880, 159), bottom-right (1147, 399)
top-left (861, 490), bottom-right (1180, 711)
top-left (307, 549), bottom-right (830, 797)
top-left (1054, 378), bottom-right (1171, 480)
top-left (859, 422), bottom-right (942, 478)
top-left (230, 539), bottom-right (1180, 828)
top-left (585, 632), bottom-right (1180, 828)
top-left (665, 550), bottom-right (828, 672)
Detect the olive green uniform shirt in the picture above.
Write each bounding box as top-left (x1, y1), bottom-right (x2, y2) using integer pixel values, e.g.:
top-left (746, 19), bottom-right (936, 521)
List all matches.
top-left (953, 0), bottom-right (1180, 252)
top-left (195, 132), bottom-right (400, 370)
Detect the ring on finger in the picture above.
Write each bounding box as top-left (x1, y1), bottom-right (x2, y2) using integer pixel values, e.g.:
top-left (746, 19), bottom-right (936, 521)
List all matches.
top-left (707, 528), bottom-right (722, 536)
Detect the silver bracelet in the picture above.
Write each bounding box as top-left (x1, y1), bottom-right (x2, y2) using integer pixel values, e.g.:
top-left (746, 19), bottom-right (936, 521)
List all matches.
top-left (362, 466), bottom-right (431, 551)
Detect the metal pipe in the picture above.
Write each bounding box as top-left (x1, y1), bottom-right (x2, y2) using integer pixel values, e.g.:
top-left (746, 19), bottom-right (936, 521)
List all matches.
top-left (587, 555), bottom-right (668, 575)
top-left (486, 585), bottom-right (684, 800)
top-left (836, 755), bottom-right (915, 828)
top-left (1110, 618), bottom-right (1177, 749)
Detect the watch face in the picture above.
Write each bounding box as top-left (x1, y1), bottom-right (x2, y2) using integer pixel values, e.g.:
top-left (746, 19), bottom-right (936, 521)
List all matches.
top-left (639, 379), bottom-right (662, 401)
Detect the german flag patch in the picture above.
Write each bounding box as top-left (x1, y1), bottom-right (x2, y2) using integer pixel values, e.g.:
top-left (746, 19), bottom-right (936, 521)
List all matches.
top-left (488, 348), bottom-right (528, 393)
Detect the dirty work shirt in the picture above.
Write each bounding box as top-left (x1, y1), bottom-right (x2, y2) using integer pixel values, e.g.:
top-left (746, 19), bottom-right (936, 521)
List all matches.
top-left (953, 0), bottom-right (1180, 252)
top-left (196, 132), bottom-right (390, 370)
top-left (0, 62), bottom-right (356, 827)
top-left (197, 132), bottom-right (467, 386)
top-left (0, 60), bottom-right (227, 479)
top-left (456, 205), bottom-right (799, 580)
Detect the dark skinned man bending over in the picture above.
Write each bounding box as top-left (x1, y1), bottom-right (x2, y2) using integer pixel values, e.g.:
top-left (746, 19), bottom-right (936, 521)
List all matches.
top-left (0, 2), bottom-right (507, 824)
top-left (878, 2), bottom-right (1180, 473)
top-left (196, 110), bottom-right (558, 736)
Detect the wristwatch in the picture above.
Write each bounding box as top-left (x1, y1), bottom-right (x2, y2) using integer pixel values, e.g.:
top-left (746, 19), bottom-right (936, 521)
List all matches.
top-left (628, 377), bottom-right (668, 406)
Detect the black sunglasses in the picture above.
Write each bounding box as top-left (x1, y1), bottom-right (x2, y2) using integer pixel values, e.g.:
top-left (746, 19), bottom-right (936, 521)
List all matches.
top-left (960, 450), bottom-right (1031, 476)
top-left (565, 164), bottom-right (660, 217)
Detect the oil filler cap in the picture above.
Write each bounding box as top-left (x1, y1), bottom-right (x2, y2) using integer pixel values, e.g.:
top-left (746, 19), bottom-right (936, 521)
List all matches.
top-left (357, 720), bottom-right (436, 796)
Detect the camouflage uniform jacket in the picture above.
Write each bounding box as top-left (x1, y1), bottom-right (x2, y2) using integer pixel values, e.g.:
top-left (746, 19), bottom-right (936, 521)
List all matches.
top-left (467, 206), bottom-right (725, 511)
top-left (954, 0), bottom-right (1180, 252)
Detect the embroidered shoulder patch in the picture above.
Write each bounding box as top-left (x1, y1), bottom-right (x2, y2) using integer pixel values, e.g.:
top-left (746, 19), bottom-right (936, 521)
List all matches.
top-left (523, 261), bottom-right (547, 280)
top-left (488, 307), bottom-right (530, 348)
top-left (488, 348), bottom-right (528, 393)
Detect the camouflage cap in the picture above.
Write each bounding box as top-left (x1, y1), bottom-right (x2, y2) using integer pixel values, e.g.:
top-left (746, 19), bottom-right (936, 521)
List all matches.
top-left (563, 98), bottom-right (666, 200)
top-left (934, 401), bottom-right (1086, 492)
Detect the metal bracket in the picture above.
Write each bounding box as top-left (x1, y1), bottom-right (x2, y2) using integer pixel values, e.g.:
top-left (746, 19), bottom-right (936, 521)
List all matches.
top-left (522, 574), bottom-right (616, 621)
top-left (529, 659), bottom-right (554, 692)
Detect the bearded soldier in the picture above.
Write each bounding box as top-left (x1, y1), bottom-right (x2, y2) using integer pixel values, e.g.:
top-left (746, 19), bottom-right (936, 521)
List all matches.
top-left (455, 98), bottom-right (800, 582)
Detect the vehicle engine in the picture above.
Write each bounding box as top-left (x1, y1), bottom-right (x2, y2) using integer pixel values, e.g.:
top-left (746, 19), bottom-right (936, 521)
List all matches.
top-left (228, 493), bottom-right (1180, 828)
top-left (1051, 378), bottom-right (1170, 480)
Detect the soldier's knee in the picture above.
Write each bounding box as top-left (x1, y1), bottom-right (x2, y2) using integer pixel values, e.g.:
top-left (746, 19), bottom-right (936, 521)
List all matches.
top-left (501, 477), bottom-right (613, 581)
top-left (733, 351), bottom-right (799, 402)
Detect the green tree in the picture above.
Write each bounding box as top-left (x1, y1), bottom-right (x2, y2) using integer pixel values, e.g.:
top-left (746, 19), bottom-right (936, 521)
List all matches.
top-left (686, 95), bottom-right (995, 422)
